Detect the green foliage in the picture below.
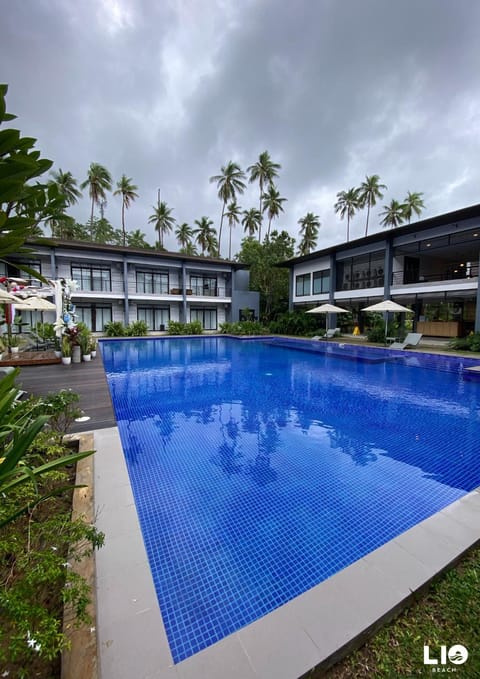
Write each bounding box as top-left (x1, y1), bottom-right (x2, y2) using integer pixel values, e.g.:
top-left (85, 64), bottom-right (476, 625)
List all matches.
top-left (219, 320), bottom-right (267, 335)
top-left (34, 322), bottom-right (55, 341)
top-left (237, 230), bottom-right (295, 321)
top-left (167, 320), bottom-right (203, 335)
top-left (104, 320), bottom-right (126, 337)
top-left (449, 332), bottom-right (480, 352)
top-left (268, 311), bottom-right (320, 336)
top-left (36, 389), bottom-right (82, 434)
top-left (126, 320), bottom-right (148, 336)
top-left (0, 84), bottom-right (66, 263)
top-left (366, 319), bottom-right (386, 343)
top-left (0, 370), bottom-right (93, 527)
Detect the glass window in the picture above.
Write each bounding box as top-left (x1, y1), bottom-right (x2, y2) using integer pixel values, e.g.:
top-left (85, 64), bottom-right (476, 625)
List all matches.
top-left (312, 270), bottom-right (330, 294)
top-left (190, 276), bottom-right (217, 296)
top-left (136, 271), bottom-right (169, 294)
top-left (138, 307), bottom-right (170, 330)
top-left (295, 273), bottom-right (310, 296)
top-left (190, 307), bottom-right (217, 330)
top-left (71, 265), bottom-right (111, 292)
top-left (75, 305), bottom-right (111, 331)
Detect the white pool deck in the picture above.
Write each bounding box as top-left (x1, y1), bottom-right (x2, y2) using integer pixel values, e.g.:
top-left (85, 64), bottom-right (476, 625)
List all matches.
top-left (94, 427), bottom-right (480, 679)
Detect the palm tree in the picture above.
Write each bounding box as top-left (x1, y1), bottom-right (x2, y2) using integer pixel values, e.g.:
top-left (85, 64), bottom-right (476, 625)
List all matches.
top-left (358, 175), bottom-right (387, 237)
top-left (262, 184), bottom-right (287, 238)
top-left (179, 242), bottom-right (198, 256)
top-left (334, 187), bottom-right (360, 242)
top-left (225, 201), bottom-right (241, 259)
top-left (247, 151), bottom-right (281, 240)
top-left (298, 212), bottom-right (320, 256)
top-left (403, 191), bottom-right (425, 223)
top-left (113, 174), bottom-right (139, 246)
top-left (241, 208), bottom-right (262, 238)
top-left (50, 169), bottom-right (82, 206)
top-left (175, 222), bottom-right (193, 250)
top-left (126, 229), bottom-right (153, 249)
top-left (194, 216), bottom-right (216, 256)
top-left (148, 200), bottom-right (176, 249)
top-left (80, 163), bottom-right (112, 237)
top-left (209, 161), bottom-right (246, 255)
top-left (380, 199), bottom-right (406, 229)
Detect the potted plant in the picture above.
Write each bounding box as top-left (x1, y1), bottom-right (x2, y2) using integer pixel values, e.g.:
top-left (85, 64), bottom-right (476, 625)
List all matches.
top-left (61, 336), bottom-right (72, 365)
top-left (54, 336), bottom-right (62, 359)
top-left (89, 337), bottom-right (97, 359)
top-left (9, 335), bottom-right (20, 354)
top-left (78, 330), bottom-right (91, 362)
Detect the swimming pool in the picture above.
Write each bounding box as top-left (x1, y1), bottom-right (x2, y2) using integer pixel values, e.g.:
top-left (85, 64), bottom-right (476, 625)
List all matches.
top-left (101, 336), bottom-right (480, 663)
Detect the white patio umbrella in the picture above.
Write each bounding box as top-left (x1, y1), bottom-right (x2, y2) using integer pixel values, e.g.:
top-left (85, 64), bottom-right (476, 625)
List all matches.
top-left (306, 303), bottom-right (349, 331)
top-left (362, 299), bottom-right (413, 343)
top-left (15, 297), bottom-right (56, 311)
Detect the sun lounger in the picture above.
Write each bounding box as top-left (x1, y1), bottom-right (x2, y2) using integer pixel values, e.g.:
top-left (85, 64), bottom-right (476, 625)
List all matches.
top-left (312, 328), bottom-right (340, 341)
top-left (389, 333), bottom-right (422, 350)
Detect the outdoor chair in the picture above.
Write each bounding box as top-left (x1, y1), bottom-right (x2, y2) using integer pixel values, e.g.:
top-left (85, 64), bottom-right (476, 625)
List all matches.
top-left (312, 328), bottom-right (340, 341)
top-left (389, 333), bottom-right (422, 350)
top-left (22, 331), bottom-right (55, 351)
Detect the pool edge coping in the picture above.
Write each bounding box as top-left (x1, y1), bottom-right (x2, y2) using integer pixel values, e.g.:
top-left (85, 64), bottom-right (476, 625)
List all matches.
top-left (93, 426), bottom-right (480, 679)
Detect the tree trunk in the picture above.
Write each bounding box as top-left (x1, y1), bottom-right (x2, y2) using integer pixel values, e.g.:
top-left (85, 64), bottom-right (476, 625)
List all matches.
top-left (364, 202), bottom-right (371, 237)
top-left (121, 201), bottom-right (126, 246)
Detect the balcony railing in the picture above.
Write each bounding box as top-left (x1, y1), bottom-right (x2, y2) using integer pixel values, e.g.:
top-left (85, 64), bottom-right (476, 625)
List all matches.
top-left (392, 265), bottom-right (479, 286)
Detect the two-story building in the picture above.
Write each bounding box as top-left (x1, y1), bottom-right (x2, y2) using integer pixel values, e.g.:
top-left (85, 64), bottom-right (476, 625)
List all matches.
top-left (2, 240), bottom-right (259, 333)
top-left (282, 203), bottom-right (480, 337)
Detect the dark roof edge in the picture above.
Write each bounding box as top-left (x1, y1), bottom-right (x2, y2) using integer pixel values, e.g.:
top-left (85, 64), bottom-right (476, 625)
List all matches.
top-left (25, 238), bottom-right (249, 269)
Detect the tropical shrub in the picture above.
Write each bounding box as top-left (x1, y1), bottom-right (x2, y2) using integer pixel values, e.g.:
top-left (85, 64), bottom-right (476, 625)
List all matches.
top-left (126, 320), bottom-right (148, 336)
top-left (219, 321), bottom-right (268, 335)
top-left (167, 320), bottom-right (203, 335)
top-left (449, 332), bottom-right (480, 352)
top-left (366, 320), bottom-right (386, 343)
top-left (268, 311), bottom-right (319, 336)
top-left (0, 372), bottom-right (103, 675)
top-left (34, 322), bottom-right (55, 341)
top-left (103, 320), bottom-right (125, 337)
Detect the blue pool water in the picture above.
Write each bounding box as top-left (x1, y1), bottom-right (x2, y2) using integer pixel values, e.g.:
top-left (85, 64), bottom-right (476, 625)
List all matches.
top-left (101, 337), bottom-right (480, 662)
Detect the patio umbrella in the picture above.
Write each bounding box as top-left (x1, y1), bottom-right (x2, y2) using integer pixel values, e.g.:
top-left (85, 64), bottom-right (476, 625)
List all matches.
top-left (362, 299), bottom-right (412, 343)
top-left (306, 303), bottom-right (349, 331)
top-left (15, 297), bottom-right (56, 311)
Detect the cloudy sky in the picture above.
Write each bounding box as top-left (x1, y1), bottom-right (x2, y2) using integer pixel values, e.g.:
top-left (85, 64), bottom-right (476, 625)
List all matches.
top-left (2, 0), bottom-right (480, 257)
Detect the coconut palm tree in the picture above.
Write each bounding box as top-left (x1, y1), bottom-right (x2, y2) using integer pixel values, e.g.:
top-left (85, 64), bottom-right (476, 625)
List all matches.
top-left (334, 187), bottom-right (360, 242)
top-left (262, 184), bottom-right (287, 239)
top-left (225, 201), bottom-right (241, 259)
top-left (113, 174), bottom-right (139, 246)
top-left (126, 229), bottom-right (153, 249)
top-left (403, 191), bottom-right (425, 223)
top-left (179, 242), bottom-right (198, 256)
top-left (80, 163), bottom-right (112, 237)
top-left (358, 175), bottom-right (387, 237)
top-left (50, 169), bottom-right (82, 206)
top-left (209, 161), bottom-right (246, 255)
top-left (148, 200), bottom-right (176, 249)
top-left (175, 222), bottom-right (193, 250)
top-left (194, 216), bottom-right (216, 256)
top-left (380, 199), bottom-right (406, 229)
top-left (298, 212), bottom-right (320, 256)
top-left (247, 151), bottom-right (281, 240)
top-left (241, 207), bottom-right (262, 238)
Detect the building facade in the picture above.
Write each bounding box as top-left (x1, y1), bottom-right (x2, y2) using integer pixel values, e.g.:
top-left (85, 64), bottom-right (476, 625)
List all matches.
top-left (2, 240), bottom-right (259, 333)
top-left (283, 204), bottom-right (480, 337)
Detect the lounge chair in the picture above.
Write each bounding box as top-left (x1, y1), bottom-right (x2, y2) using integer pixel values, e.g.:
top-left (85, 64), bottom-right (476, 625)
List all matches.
top-left (312, 328), bottom-right (340, 341)
top-left (389, 333), bottom-right (422, 350)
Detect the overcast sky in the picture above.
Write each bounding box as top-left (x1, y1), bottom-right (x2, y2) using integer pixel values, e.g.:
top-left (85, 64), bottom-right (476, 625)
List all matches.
top-left (2, 0), bottom-right (480, 257)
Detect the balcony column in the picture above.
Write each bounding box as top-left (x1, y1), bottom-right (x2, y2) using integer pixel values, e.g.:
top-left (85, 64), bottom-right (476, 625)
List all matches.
top-left (181, 262), bottom-right (187, 323)
top-left (288, 269), bottom-right (294, 312)
top-left (50, 248), bottom-right (56, 281)
top-left (384, 238), bottom-right (393, 299)
top-left (329, 253), bottom-right (336, 303)
top-left (475, 252), bottom-right (480, 332)
top-left (123, 256), bottom-right (129, 325)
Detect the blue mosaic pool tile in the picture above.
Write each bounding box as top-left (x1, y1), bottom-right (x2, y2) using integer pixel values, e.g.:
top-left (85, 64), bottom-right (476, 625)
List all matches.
top-left (101, 337), bottom-right (480, 663)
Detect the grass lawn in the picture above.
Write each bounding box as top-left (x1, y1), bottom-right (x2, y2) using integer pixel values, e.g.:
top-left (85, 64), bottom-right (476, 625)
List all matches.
top-left (323, 545), bottom-right (480, 677)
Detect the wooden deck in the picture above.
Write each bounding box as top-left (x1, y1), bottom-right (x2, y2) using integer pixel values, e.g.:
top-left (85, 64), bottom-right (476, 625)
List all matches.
top-left (15, 352), bottom-right (117, 433)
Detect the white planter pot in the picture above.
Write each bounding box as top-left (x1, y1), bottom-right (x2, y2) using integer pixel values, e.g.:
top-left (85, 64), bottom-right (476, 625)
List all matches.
top-left (91, 351), bottom-right (97, 359)
top-left (11, 346), bottom-right (19, 354)
top-left (61, 356), bottom-right (71, 365)
top-left (72, 345), bottom-right (81, 364)
top-left (83, 353), bottom-right (91, 362)
top-left (54, 350), bottom-right (62, 358)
